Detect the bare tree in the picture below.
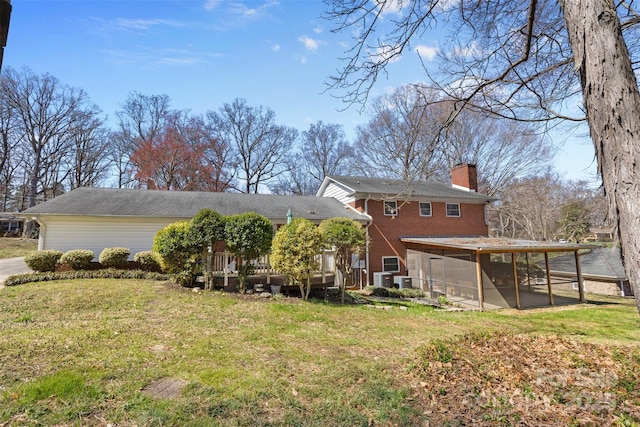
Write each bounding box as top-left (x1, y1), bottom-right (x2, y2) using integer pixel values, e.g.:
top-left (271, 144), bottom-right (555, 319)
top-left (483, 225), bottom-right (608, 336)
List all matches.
top-left (0, 67), bottom-right (94, 209)
top-left (271, 121), bottom-right (353, 195)
top-left (0, 83), bottom-right (20, 210)
top-left (269, 154), bottom-right (318, 196)
top-left (66, 115), bottom-right (113, 189)
top-left (440, 110), bottom-right (555, 196)
top-left (492, 174), bottom-right (565, 240)
top-left (325, 0), bottom-right (640, 312)
top-left (207, 98), bottom-right (296, 194)
top-left (351, 84), bottom-right (445, 180)
top-left (301, 121), bottom-right (353, 182)
top-left (129, 111), bottom-right (233, 192)
top-left (113, 92), bottom-right (172, 188)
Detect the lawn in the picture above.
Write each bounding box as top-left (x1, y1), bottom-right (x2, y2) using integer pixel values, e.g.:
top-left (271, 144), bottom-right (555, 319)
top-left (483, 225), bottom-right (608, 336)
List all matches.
top-left (1, 279), bottom-right (639, 426)
top-left (0, 237), bottom-right (37, 259)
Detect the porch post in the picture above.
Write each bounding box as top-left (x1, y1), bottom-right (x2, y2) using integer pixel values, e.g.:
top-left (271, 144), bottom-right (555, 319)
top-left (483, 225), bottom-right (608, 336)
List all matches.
top-left (266, 254), bottom-right (271, 285)
top-left (544, 252), bottom-right (554, 305)
top-left (321, 249), bottom-right (326, 284)
top-left (224, 251), bottom-right (229, 289)
top-left (511, 252), bottom-right (521, 309)
top-left (475, 252), bottom-right (484, 310)
top-left (575, 251), bottom-right (585, 302)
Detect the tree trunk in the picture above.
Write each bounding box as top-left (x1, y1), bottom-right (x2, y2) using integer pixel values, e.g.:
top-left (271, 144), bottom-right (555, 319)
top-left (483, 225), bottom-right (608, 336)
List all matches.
top-left (560, 0), bottom-right (640, 312)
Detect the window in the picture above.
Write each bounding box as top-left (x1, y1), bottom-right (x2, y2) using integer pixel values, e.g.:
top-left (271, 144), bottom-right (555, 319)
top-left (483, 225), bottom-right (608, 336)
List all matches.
top-left (382, 256), bottom-right (400, 272)
top-left (572, 278), bottom-right (585, 291)
top-left (446, 203), bottom-right (460, 217)
top-left (419, 202), bottom-right (432, 217)
top-left (384, 200), bottom-right (398, 216)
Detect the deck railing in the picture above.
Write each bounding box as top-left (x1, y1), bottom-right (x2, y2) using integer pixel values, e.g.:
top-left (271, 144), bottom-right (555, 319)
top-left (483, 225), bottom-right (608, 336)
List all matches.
top-left (206, 249), bottom-right (336, 284)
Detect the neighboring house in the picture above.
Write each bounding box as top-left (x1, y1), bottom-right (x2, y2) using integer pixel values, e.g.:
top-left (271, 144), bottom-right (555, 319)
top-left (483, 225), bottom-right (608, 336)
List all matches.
top-left (317, 164), bottom-right (495, 286)
top-left (18, 187), bottom-right (370, 260)
top-left (544, 247), bottom-right (632, 297)
top-left (0, 213), bottom-right (24, 236)
top-left (588, 226), bottom-right (615, 242)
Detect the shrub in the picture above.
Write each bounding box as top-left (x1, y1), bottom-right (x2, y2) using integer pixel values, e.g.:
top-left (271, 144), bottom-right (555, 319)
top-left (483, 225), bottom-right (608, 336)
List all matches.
top-left (23, 250), bottom-right (63, 272)
top-left (153, 221), bottom-right (200, 285)
top-left (134, 251), bottom-right (162, 272)
top-left (371, 287), bottom-right (389, 297)
top-left (59, 249), bottom-right (95, 270)
top-left (3, 269), bottom-right (169, 287)
top-left (99, 247), bottom-right (130, 269)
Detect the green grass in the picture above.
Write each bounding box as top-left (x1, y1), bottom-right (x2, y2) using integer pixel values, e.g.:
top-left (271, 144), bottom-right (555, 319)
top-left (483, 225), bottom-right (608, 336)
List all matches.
top-left (0, 237), bottom-right (37, 259)
top-left (1, 279), bottom-right (639, 426)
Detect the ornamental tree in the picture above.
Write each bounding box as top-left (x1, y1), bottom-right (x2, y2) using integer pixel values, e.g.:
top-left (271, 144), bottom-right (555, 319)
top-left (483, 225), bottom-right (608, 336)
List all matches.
top-left (224, 212), bottom-right (274, 293)
top-left (271, 218), bottom-right (324, 300)
top-left (319, 217), bottom-right (366, 303)
top-left (189, 208), bottom-right (225, 290)
top-left (153, 221), bottom-right (200, 286)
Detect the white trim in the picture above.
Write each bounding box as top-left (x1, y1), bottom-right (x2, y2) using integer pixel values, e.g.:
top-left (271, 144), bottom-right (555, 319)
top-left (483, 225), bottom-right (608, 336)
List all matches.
top-left (419, 202), bottom-right (432, 217)
top-left (382, 256), bottom-right (400, 272)
top-left (384, 200), bottom-right (398, 216)
top-left (446, 203), bottom-right (461, 217)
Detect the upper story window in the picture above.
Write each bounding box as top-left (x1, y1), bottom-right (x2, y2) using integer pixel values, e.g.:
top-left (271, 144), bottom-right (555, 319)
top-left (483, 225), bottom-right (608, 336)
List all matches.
top-left (384, 200), bottom-right (398, 216)
top-left (446, 203), bottom-right (460, 217)
top-left (382, 256), bottom-right (400, 272)
top-left (419, 202), bottom-right (432, 217)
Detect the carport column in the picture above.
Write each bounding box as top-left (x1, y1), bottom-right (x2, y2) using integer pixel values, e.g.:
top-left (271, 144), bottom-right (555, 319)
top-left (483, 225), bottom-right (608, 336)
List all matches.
top-left (545, 252), bottom-right (554, 305)
top-left (511, 252), bottom-right (521, 309)
top-left (475, 252), bottom-right (484, 310)
top-left (575, 251), bottom-right (585, 302)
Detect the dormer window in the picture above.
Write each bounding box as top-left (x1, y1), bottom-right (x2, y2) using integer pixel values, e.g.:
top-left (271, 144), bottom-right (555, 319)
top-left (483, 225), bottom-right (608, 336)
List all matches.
top-left (384, 201), bottom-right (398, 216)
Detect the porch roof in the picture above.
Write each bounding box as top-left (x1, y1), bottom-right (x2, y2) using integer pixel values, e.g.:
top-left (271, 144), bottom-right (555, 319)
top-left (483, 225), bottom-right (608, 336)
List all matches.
top-left (400, 237), bottom-right (594, 254)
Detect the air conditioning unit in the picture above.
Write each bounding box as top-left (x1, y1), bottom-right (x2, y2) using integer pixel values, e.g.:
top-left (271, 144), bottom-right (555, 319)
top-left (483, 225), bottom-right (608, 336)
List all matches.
top-left (393, 276), bottom-right (413, 289)
top-left (373, 272), bottom-right (392, 287)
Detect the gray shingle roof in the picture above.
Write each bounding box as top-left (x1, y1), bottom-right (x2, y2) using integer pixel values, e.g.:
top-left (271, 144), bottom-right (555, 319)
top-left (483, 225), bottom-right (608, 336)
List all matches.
top-left (546, 247), bottom-right (627, 280)
top-left (19, 187), bottom-right (369, 222)
top-left (324, 175), bottom-right (495, 203)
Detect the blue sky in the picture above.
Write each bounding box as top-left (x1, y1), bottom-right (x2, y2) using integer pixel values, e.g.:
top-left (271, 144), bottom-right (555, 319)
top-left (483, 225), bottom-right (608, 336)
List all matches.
top-left (4, 0), bottom-right (598, 184)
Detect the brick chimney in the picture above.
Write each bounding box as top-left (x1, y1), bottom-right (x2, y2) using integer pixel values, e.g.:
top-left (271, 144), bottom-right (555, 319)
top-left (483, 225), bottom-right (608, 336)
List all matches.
top-left (451, 163), bottom-right (478, 192)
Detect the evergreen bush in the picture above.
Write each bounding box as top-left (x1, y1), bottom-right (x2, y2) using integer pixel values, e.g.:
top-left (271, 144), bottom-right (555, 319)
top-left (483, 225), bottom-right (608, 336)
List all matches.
top-left (99, 247), bottom-right (130, 269)
top-left (134, 251), bottom-right (162, 272)
top-left (59, 249), bottom-right (95, 270)
top-left (23, 250), bottom-right (63, 272)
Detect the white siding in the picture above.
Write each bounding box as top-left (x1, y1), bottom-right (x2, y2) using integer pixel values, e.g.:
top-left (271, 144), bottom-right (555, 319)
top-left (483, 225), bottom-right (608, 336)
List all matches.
top-left (320, 182), bottom-right (355, 205)
top-left (38, 216), bottom-right (184, 260)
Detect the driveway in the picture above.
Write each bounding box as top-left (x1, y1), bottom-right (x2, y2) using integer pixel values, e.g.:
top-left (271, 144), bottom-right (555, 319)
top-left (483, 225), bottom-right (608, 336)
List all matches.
top-left (0, 257), bottom-right (32, 288)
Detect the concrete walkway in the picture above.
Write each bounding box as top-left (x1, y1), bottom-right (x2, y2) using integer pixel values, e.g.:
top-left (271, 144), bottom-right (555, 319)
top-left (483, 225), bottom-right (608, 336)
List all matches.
top-left (0, 257), bottom-right (32, 288)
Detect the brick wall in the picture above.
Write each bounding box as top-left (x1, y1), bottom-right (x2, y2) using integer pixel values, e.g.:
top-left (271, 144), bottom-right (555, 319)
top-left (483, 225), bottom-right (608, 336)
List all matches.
top-left (364, 199), bottom-right (488, 280)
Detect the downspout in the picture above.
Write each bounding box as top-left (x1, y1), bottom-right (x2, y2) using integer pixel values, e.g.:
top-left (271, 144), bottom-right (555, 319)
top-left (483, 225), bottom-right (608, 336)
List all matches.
top-left (33, 215), bottom-right (44, 250)
top-left (364, 194), bottom-right (372, 288)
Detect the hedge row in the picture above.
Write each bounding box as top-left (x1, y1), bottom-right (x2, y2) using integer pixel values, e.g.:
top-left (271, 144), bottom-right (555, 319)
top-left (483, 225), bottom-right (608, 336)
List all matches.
top-left (23, 248), bottom-right (162, 273)
top-left (3, 269), bottom-right (169, 287)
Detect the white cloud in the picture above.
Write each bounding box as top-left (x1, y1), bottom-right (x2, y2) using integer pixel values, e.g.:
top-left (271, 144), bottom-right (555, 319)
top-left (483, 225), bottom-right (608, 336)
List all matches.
top-left (229, 0), bottom-right (279, 19)
top-left (203, 0), bottom-right (222, 11)
top-left (298, 35), bottom-right (321, 52)
top-left (313, 25), bottom-right (324, 34)
top-left (115, 18), bottom-right (186, 30)
top-left (415, 45), bottom-right (438, 61)
top-left (453, 41), bottom-right (481, 58)
top-left (296, 55), bottom-right (307, 64)
top-left (271, 43), bottom-right (281, 52)
top-left (374, 0), bottom-right (404, 16)
top-left (370, 44), bottom-right (402, 63)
